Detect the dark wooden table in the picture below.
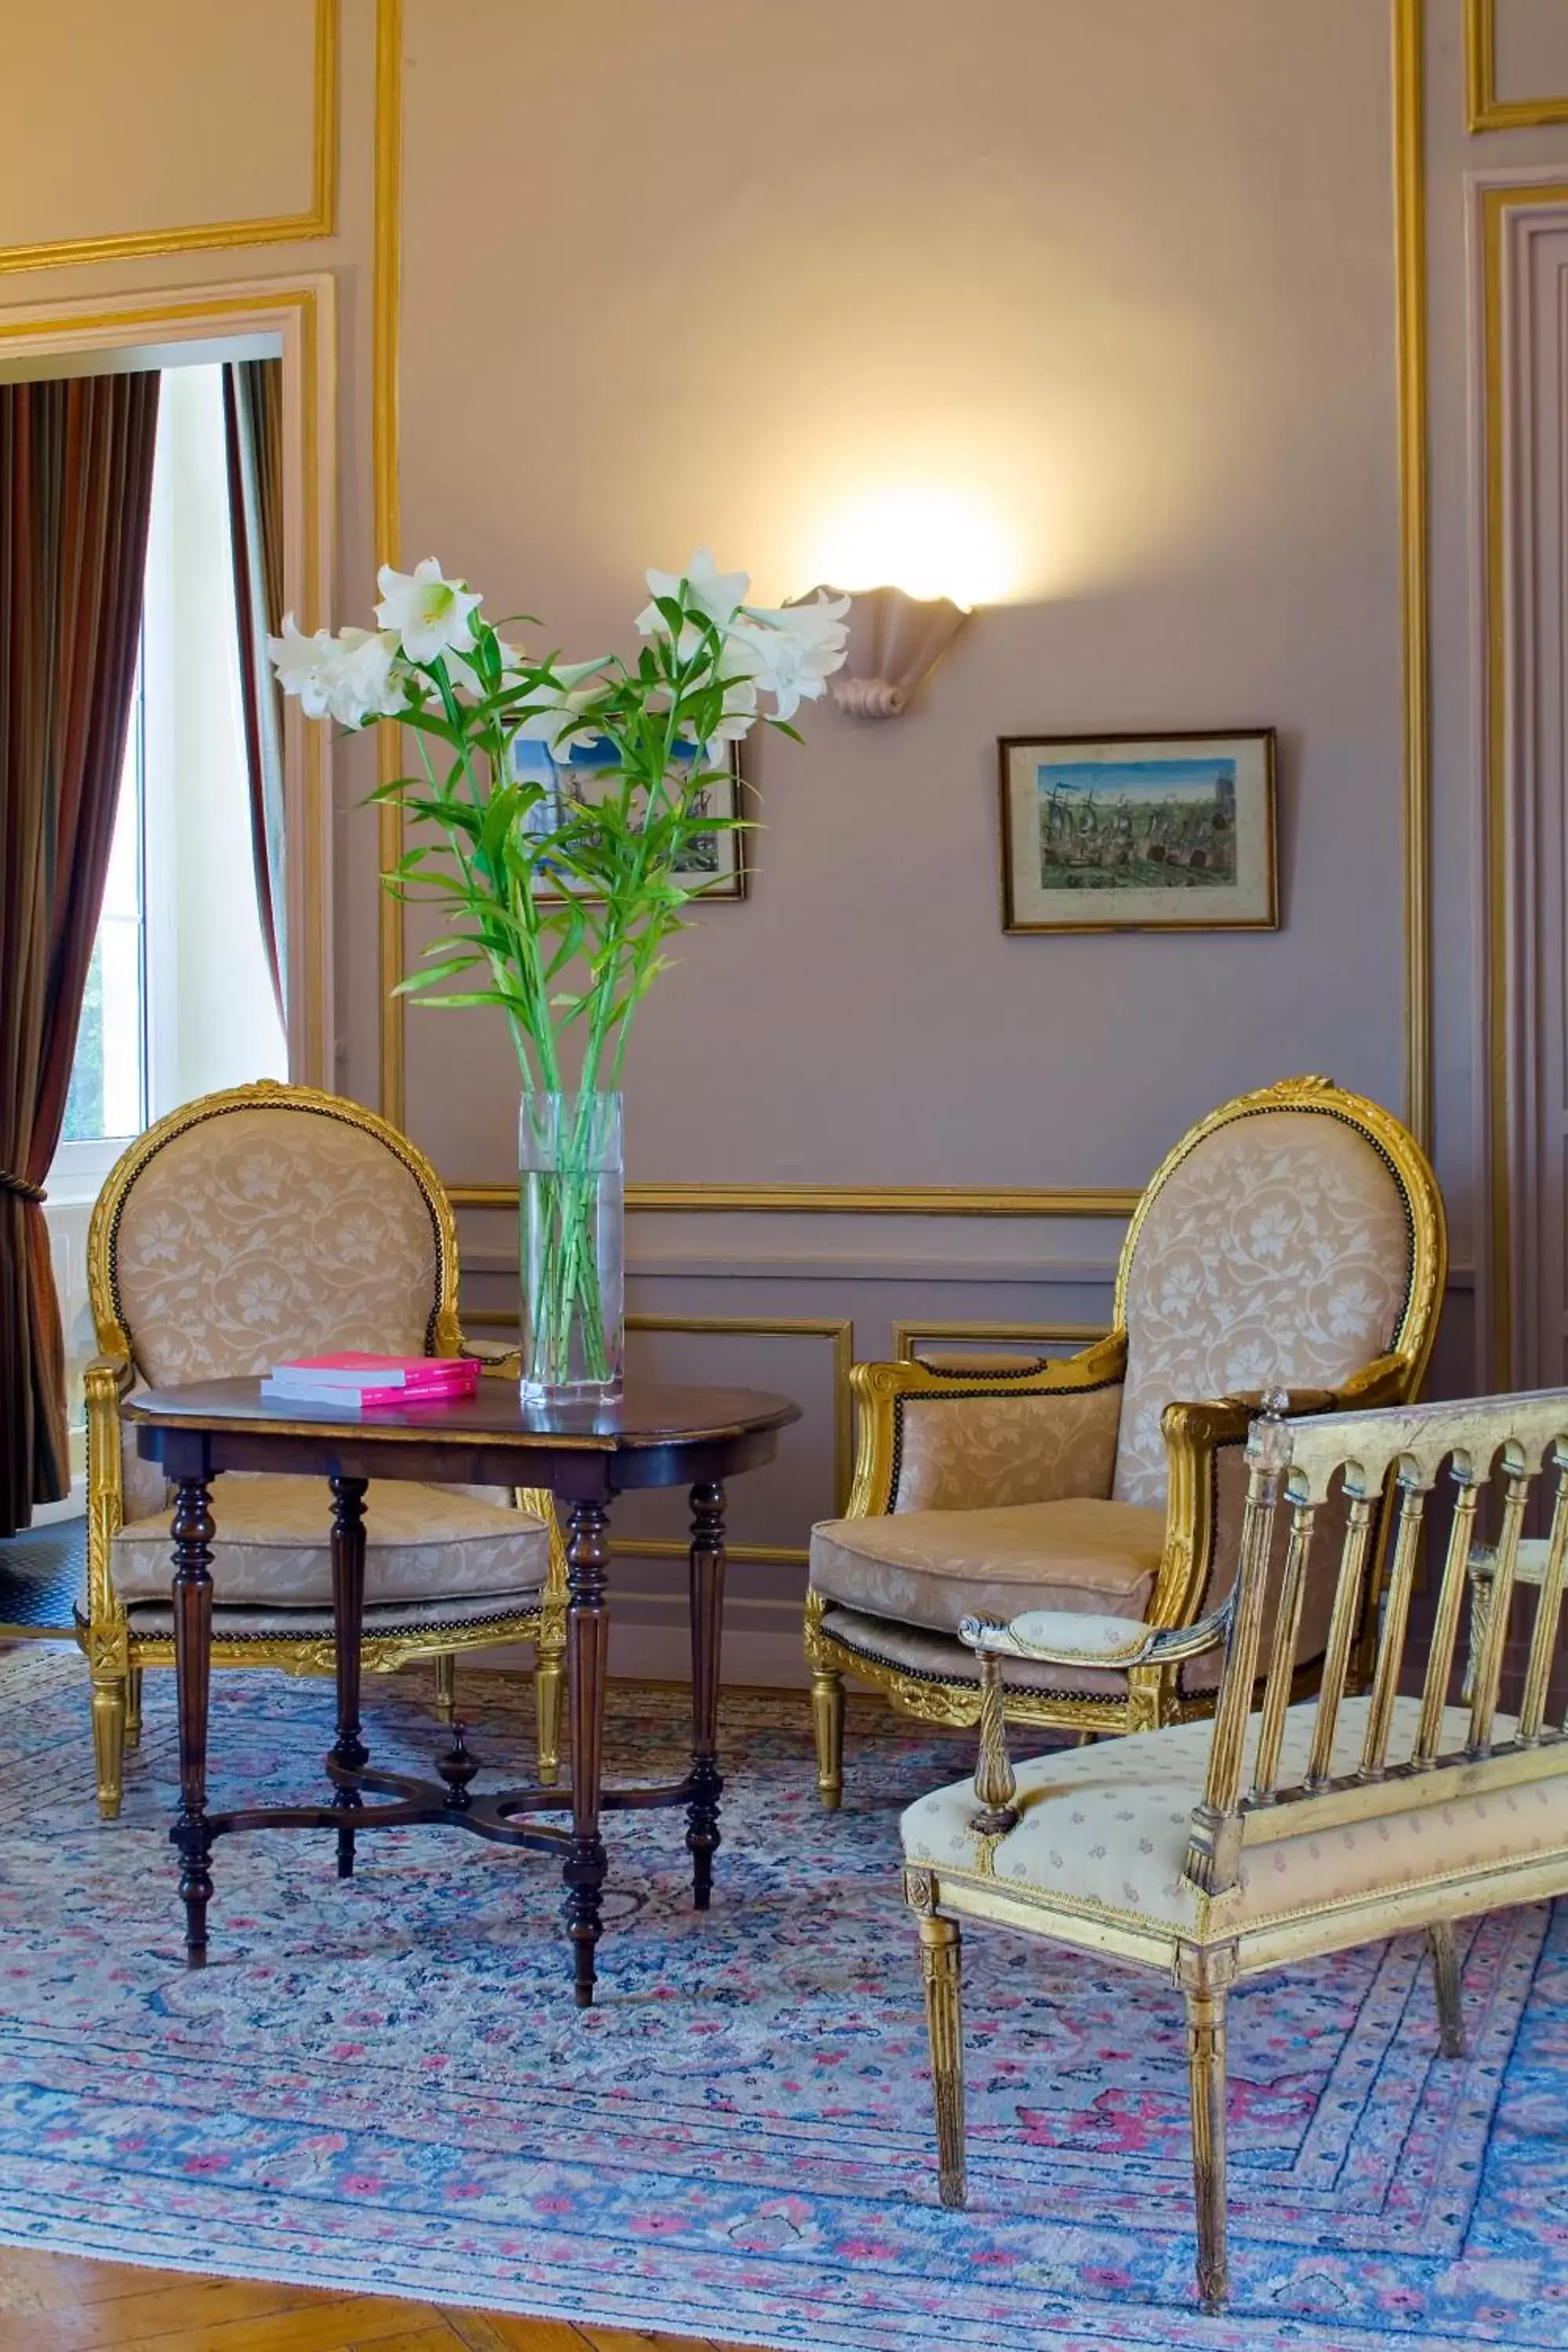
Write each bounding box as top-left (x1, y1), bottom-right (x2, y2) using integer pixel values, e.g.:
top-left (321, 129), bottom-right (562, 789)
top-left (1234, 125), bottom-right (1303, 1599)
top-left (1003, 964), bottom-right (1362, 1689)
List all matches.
top-left (123, 1377), bottom-right (801, 2005)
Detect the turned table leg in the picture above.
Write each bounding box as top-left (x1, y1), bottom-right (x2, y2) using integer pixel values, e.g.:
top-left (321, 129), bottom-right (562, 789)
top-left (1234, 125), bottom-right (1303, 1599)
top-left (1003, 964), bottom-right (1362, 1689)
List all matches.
top-left (686, 1479), bottom-right (727, 1910)
top-left (169, 1475), bottom-right (216, 1967)
top-left (328, 1476), bottom-right (370, 1878)
top-left (562, 1497), bottom-right (611, 2008)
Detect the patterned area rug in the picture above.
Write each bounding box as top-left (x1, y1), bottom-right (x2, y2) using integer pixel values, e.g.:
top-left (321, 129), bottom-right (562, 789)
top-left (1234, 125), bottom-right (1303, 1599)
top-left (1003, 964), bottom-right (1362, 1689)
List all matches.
top-left (0, 1646), bottom-right (1564, 2351)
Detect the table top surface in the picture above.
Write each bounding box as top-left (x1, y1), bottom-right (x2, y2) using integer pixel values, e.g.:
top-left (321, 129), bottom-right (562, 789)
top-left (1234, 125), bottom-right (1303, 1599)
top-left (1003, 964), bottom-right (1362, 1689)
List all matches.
top-left (123, 1375), bottom-right (802, 1454)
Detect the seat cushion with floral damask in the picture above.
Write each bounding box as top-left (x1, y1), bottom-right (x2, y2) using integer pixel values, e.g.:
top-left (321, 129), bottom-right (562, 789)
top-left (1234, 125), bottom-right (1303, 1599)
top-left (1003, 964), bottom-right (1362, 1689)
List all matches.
top-left (804, 1078), bottom-right (1446, 1806)
top-left (80, 1083), bottom-right (568, 1824)
top-left (810, 1498), bottom-right (1166, 1636)
top-left (111, 1474), bottom-right (550, 1606)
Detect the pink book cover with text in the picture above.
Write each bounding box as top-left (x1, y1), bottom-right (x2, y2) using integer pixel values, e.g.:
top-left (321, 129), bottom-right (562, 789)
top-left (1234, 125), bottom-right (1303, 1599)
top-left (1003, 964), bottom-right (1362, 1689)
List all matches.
top-left (270, 1352), bottom-right (479, 1388)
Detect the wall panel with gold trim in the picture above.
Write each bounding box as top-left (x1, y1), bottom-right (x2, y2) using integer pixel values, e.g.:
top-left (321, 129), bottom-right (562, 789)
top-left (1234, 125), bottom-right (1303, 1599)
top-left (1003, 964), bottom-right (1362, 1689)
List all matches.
top-left (1466, 0), bottom-right (1568, 131)
top-left (0, 0), bottom-right (338, 272)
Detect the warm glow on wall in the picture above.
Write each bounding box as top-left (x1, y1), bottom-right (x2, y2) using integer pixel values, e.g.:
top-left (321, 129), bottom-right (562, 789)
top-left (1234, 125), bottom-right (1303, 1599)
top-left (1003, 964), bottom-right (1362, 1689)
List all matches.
top-left (799, 484), bottom-right (1022, 608)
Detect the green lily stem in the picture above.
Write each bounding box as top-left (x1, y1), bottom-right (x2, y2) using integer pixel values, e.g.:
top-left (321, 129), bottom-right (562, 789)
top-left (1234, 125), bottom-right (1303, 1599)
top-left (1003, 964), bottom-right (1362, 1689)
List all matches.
top-left (522, 1104), bottom-right (618, 1391)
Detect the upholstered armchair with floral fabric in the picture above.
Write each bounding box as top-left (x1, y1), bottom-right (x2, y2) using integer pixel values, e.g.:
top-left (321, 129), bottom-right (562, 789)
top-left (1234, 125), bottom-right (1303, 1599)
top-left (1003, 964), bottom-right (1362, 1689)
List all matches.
top-left (804, 1077), bottom-right (1446, 1805)
top-left (79, 1080), bottom-right (564, 1819)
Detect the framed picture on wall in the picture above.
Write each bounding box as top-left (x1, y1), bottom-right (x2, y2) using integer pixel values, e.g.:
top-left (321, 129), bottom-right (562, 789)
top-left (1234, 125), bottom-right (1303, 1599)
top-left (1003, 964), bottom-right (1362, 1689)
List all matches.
top-left (998, 728), bottom-right (1278, 933)
top-left (510, 736), bottom-right (748, 902)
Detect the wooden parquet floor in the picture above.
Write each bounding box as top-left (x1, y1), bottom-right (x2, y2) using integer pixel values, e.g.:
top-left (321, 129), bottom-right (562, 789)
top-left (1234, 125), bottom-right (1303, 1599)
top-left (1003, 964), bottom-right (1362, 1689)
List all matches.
top-left (0, 2249), bottom-right (737, 2351)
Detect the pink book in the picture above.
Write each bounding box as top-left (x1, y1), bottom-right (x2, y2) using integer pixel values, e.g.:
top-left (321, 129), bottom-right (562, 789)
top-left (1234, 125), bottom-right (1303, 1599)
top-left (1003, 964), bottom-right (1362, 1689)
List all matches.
top-left (267, 1352), bottom-right (478, 1392)
top-left (260, 1367), bottom-right (481, 1410)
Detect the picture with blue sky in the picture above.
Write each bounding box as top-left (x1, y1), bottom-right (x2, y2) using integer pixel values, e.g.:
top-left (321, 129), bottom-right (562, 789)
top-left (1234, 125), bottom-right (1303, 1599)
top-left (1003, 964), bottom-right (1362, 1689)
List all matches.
top-left (1036, 753), bottom-right (1236, 891)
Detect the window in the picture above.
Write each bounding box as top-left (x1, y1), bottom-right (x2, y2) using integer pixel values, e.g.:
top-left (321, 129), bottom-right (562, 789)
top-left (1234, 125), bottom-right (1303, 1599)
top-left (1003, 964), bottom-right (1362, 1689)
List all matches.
top-left (39, 360), bottom-right (288, 1512)
top-left (56, 654), bottom-right (147, 1174)
top-left (48, 360), bottom-right (286, 1213)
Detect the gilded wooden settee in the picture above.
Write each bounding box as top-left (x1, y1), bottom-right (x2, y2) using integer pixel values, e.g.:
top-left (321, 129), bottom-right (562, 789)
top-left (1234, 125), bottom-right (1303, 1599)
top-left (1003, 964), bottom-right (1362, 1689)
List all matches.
top-left (902, 1382), bottom-right (1568, 2305)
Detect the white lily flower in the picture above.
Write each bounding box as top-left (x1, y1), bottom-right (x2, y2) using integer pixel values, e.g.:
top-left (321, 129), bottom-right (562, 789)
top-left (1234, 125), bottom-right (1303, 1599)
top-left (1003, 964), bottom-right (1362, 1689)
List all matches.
top-left (511, 660), bottom-right (608, 760)
top-left (327, 627), bottom-right (407, 726)
top-left (727, 592), bottom-right (851, 722)
top-left (706, 675), bottom-right (760, 743)
top-left (637, 548), bottom-right (750, 637)
top-left (375, 556), bottom-right (484, 665)
top-left (745, 589), bottom-right (853, 653)
top-left (446, 636), bottom-right (531, 695)
top-left (268, 615), bottom-right (345, 720)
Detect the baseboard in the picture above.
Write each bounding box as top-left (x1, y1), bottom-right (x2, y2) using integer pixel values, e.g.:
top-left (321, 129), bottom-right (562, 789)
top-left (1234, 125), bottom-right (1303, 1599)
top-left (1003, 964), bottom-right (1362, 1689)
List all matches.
top-left (468, 1617), bottom-right (810, 1689)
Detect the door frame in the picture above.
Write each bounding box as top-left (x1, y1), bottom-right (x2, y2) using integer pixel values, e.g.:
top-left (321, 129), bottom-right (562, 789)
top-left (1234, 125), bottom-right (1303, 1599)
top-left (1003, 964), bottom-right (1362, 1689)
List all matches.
top-left (0, 274), bottom-right (338, 1091)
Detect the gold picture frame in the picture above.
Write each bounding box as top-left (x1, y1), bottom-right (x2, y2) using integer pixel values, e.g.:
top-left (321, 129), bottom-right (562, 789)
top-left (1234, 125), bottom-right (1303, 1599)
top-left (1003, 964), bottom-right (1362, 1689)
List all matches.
top-left (998, 728), bottom-right (1278, 935)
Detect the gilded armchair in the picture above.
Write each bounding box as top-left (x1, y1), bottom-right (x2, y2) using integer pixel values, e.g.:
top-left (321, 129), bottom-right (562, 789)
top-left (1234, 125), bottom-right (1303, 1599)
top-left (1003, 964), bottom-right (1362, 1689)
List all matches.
top-left (805, 1076), bottom-right (1446, 1802)
top-left (79, 1080), bottom-right (565, 1820)
top-left (901, 1384), bottom-right (1568, 2306)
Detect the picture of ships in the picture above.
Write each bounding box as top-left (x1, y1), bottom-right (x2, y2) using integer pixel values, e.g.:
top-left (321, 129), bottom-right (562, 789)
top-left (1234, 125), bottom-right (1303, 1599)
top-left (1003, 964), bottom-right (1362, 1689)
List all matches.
top-left (1036, 755), bottom-right (1238, 891)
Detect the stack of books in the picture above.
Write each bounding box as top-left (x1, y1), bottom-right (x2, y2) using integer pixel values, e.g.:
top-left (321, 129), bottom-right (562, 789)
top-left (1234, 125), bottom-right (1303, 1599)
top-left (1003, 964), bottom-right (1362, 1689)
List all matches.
top-left (260, 1352), bottom-right (482, 1410)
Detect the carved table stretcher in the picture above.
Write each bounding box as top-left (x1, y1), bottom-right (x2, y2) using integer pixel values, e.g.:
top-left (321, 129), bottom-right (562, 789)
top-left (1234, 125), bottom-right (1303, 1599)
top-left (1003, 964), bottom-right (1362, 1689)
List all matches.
top-left (124, 1376), bottom-right (800, 2005)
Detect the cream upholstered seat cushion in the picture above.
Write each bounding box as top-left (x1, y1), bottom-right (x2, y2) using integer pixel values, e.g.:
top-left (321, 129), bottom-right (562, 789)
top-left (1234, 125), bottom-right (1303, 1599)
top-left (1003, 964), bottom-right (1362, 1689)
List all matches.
top-left (1112, 1110), bottom-right (1414, 1508)
top-left (901, 1695), bottom-right (1560, 1943)
top-left (112, 1475), bottom-right (549, 1607)
top-left (810, 1497), bottom-right (1166, 1638)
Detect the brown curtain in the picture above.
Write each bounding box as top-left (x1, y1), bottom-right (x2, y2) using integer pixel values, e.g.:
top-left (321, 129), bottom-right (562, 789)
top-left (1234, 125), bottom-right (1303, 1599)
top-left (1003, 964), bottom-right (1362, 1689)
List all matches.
top-left (0, 372), bottom-right (161, 1535)
top-left (222, 358), bottom-right (287, 1025)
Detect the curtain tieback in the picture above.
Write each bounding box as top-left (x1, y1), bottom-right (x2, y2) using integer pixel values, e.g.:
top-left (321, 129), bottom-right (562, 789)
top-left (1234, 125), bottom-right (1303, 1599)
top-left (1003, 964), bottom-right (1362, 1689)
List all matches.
top-left (0, 1168), bottom-right (45, 1204)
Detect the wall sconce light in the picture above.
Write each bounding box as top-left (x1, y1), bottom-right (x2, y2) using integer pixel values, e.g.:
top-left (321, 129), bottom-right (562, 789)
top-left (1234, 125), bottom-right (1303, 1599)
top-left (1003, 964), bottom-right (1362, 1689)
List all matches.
top-left (800, 583), bottom-right (972, 719)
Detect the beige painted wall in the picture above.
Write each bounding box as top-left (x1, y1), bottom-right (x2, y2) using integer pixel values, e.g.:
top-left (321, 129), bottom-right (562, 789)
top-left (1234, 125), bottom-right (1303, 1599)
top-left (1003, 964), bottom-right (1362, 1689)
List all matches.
top-left (398, 0), bottom-right (1406, 1194)
top-left (5, 1), bottom-right (1566, 1675)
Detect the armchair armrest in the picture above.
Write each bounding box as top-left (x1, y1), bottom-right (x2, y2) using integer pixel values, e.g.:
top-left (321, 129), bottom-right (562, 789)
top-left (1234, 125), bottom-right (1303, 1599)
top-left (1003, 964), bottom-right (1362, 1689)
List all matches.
top-left (1147, 1374), bottom-right (1408, 1635)
top-left (844, 1330), bottom-right (1129, 1517)
top-left (915, 1348), bottom-right (1055, 1377)
top-left (1331, 1351), bottom-right (1417, 1409)
top-left (83, 1351), bottom-right (134, 1401)
top-left (960, 1595), bottom-right (1234, 1672)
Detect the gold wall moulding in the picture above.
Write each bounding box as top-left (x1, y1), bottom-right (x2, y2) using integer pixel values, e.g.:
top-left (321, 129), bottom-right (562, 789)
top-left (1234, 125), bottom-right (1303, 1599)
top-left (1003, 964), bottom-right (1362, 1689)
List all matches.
top-left (375, 0), bottom-right (405, 1129)
top-left (1394, 0), bottom-right (1432, 1152)
top-left (1479, 177), bottom-right (1568, 1385)
top-left (449, 1179), bottom-right (1143, 1218)
top-left (0, 0), bottom-right (339, 276)
top-left (462, 1307), bottom-right (853, 1564)
top-left (1466, 0), bottom-right (1568, 130)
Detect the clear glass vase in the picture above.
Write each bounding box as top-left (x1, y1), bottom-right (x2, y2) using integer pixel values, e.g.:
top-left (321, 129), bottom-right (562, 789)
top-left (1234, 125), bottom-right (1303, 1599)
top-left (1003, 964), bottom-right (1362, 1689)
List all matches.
top-left (518, 1090), bottom-right (625, 1406)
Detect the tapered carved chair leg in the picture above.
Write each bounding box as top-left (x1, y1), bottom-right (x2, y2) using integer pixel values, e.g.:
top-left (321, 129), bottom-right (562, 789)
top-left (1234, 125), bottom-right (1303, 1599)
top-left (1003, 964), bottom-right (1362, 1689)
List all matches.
top-left (125, 1664), bottom-right (143, 1751)
top-left (1185, 1976), bottom-right (1231, 2310)
top-left (810, 1663), bottom-right (845, 1810)
top-left (434, 1651), bottom-right (457, 1726)
top-left (92, 1674), bottom-right (127, 1821)
top-left (1428, 1920), bottom-right (1466, 2057)
top-left (535, 1638), bottom-right (565, 1786)
top-left (916, 1911), bottom-right (967, 2209)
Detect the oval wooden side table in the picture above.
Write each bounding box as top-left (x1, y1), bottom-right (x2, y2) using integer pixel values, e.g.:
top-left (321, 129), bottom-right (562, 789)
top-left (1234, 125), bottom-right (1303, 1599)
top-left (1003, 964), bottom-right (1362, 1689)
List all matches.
top-left (123, 1377), bottom-right (802, 2006)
